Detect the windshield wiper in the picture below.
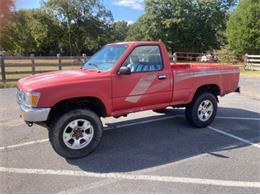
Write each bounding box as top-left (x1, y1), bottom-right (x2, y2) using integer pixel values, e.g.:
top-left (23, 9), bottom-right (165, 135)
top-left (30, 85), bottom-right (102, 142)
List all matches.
top-left (87, 63), bottom-right (99, 70)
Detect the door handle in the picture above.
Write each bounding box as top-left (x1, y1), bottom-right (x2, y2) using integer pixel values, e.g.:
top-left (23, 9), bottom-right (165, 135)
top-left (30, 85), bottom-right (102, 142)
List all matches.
top-left (158, 75), bottom-right (167, 80)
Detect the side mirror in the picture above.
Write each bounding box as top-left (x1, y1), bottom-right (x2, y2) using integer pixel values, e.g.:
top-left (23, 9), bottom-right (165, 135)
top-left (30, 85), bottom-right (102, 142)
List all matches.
top-left (118, 66), bottom-right (131, 75)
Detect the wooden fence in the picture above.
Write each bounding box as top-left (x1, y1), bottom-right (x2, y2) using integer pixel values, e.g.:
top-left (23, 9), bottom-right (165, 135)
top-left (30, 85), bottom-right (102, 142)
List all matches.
top-left (245, 54), bottom-right (260, 70)
top-left (0, 54), bottom-right (90, 82)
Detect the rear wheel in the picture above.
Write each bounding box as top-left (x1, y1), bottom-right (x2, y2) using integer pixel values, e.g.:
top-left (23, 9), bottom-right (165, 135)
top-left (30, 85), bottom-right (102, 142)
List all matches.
top-left (185, 93), bottom-right (217, 128)
top-left (49, 109), bottom-right (103, 159)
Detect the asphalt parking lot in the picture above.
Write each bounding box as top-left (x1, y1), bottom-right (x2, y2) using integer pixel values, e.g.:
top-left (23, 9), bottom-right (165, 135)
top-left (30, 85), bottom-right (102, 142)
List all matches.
top-left (0, 83), bottom-right (260, 193)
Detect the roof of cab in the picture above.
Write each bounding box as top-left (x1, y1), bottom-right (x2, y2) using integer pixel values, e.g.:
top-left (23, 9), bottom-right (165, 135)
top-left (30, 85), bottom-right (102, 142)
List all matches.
top-left (107, 41), bottom-right (162, 46)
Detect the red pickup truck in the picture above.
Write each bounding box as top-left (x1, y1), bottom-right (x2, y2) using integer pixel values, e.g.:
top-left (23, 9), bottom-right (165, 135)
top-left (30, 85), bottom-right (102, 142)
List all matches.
top-left (17, 41), bottom-right (240, 158)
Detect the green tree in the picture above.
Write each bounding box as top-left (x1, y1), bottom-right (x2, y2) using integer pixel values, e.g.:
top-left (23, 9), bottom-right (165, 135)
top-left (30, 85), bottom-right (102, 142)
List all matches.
top-left (4, 9), bottom-right (61, 55)
top-left (112, 20), bottom-right (129, 42)
top-left (43, 0), bottom-right (114, 55)
top-left (126, 15), bottom-right (155, 41)
top-left (127, 0), bottom-right (236, 52)
top-left (227, 0), bottom-right (260, 54)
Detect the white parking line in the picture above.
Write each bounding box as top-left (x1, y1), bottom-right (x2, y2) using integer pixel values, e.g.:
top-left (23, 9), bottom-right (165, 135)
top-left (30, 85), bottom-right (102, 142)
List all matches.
top-left (0, 139), bottom-right (49, 151)
top-left (0, 166), bottom-right (260, 188)
top-left (208, 126), bottom-right (260, 149)
top-left (216, 116), bottom-right (260, 121)
top-left (58, 153), bottom-right (210, 194)
top-left (106, 115), bottom-right (181, 129)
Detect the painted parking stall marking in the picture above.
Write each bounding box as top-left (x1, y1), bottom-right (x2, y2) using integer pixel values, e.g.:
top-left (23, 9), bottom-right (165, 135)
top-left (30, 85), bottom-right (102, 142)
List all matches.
top-left (216, 116), bottom-right (260, 121)
top-left (0, 139), bottom-right (49, 151)
top-left (0, 167), bottom-right (260, 188)
top-left (208, 126), bottom-right (260, 149)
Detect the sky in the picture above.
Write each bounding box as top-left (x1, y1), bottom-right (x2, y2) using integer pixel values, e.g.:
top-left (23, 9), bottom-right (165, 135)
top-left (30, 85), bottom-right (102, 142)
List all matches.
top-left (15, 0), bottom-right (145, 23)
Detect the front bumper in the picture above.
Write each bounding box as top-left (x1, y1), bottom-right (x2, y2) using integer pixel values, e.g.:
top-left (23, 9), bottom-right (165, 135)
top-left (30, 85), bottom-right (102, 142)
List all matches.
top-left (19, 104), bottom-right (51, 122)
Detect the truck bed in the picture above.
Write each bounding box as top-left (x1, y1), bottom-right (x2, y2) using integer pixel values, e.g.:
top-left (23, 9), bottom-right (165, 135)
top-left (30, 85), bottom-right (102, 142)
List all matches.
top-left (170, 63), bottom-right (240, 105)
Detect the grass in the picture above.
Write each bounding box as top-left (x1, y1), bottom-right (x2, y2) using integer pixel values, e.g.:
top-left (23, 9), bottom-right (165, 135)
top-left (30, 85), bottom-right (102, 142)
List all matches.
top-left (240, 69), bottom-right (260, 77)
top-left (0, 82), bottom-right (17, 88)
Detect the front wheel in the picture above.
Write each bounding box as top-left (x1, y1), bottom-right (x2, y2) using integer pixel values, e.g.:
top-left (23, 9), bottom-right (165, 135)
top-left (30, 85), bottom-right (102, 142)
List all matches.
top-left (185, 93), bottom-right (217, 128)
top-left (49, 109), bottom-right (103, 159)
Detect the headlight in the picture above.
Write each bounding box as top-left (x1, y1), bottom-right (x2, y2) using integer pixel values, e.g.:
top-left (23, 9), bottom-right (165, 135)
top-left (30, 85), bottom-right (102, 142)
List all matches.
top-left (17, 90), bottom-right (40, 107)
top-left (17, 90), bottom-right (25, 104)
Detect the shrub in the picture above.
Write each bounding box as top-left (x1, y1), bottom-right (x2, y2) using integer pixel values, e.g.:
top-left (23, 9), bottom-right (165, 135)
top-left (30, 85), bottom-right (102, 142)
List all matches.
top-left (216, 47), bottom-right (242, 64)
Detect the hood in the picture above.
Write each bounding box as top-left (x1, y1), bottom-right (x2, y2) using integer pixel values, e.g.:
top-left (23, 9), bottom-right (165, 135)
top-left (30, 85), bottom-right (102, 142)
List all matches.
top-left (17, 69), bottom-right (104, 92)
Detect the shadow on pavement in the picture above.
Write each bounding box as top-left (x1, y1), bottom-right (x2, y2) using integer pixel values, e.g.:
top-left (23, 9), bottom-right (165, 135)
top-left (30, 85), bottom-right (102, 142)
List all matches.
top-left (67, 107), bottom-right (259, 173)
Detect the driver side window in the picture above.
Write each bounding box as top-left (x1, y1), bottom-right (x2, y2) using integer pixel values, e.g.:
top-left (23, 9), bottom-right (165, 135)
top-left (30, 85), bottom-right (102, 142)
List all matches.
top-left (122, 46), bottom-right (163, 73)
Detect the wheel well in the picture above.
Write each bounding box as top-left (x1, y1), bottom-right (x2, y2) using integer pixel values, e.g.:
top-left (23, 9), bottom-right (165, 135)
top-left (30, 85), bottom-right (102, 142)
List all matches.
top-left (47, 97), bottom-right (106, 126)
top-left (193, 84), bottom-right (220, 101)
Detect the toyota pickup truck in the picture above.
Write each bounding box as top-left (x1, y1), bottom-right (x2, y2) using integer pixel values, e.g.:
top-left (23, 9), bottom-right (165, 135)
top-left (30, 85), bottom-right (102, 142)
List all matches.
top-left (17, 41), bottom-right (240, 158)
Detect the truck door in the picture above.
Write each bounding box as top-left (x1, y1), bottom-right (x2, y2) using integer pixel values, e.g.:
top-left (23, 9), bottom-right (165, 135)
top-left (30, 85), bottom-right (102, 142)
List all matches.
top-left (112, 45), bottom-right (172, 114)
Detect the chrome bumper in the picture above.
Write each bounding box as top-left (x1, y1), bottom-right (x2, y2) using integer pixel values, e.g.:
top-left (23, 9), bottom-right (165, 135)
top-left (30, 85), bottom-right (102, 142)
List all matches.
top-left (19, 104), bottom-right (51, 122)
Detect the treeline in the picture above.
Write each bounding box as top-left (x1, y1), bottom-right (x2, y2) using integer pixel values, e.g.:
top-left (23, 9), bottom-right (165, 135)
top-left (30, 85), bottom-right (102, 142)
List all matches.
top-left (126, 0), bottom-right (260, 55)
top-left (0, 0), bottom-right (259, 56)
top-left (0, 0), bottom-right (129, 55)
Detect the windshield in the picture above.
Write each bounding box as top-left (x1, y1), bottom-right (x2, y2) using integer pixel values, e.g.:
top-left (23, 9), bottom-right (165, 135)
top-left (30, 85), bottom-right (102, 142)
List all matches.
top-left (82, 45), bottom-right (128, 71)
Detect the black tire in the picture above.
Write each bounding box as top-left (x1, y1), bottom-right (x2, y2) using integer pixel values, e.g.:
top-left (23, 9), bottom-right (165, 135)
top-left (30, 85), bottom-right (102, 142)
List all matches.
top-left (153, 108), bottom-right (167, 113)
top-left (49, 109), bottom-right (103, 159)
top-left (185, 93), bottom-right (217, 128)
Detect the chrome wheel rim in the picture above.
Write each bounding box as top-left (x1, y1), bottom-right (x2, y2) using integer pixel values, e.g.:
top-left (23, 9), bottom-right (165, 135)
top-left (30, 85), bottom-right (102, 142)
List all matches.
top-left (197, 100), bottom-right (213, 122)
top-left (62, 119), bottom-right (94, 150)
